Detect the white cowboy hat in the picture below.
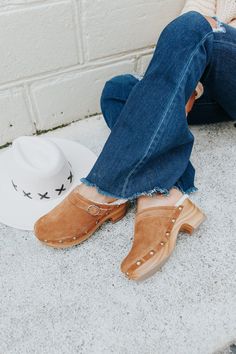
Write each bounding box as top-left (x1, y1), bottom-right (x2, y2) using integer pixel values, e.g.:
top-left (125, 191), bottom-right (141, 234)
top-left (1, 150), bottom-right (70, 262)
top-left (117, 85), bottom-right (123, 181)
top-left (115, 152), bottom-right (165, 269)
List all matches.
top-left (0, 136), bottom-right (97, 231)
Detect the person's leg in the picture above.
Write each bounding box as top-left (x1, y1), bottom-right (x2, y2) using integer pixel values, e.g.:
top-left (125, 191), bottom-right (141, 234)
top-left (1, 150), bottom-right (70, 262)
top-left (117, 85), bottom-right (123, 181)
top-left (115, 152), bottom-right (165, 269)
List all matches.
top-left (204, 22), bottom-right (236, 123)
top-left (34, 12), bottom-right (235, 257)
top-left (83, 14), bottom-right (233, 210)
top-left (187, 90), bottom-right (233, 125)
top-left (81, 11), bottom-right (216, 200)
top-left (82, 72), bottom-right (195, 205)
top-left (99, 75), bottom-right (195, 208)
top-left (188, 17), bottom-right (236, 125)
top-left (100, 74), bottom-right (229, 129)
top-left (101, 74), bottom-right (140, 130)
top-left (100, 74), bottom-right (195, 208)
top-left (121, 18), bottom-right (236, 280)
top-left (79, 74), bottom-right (140, 203)
top-left (141, 17), bottom-right (236, 212)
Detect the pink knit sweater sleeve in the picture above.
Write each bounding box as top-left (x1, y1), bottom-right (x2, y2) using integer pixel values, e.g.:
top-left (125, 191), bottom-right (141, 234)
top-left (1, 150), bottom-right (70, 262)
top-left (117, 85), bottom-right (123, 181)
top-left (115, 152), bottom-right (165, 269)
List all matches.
top-left (180, 0), bottom-right (217, 17)
top-left (228, 18), bottom-right (236, 28)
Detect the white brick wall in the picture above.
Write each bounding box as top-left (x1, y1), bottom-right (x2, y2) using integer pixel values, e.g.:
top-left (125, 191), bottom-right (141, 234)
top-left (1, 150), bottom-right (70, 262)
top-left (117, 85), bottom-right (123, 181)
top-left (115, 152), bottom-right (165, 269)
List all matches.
top-left (0, 0), bottom-right (185, 146)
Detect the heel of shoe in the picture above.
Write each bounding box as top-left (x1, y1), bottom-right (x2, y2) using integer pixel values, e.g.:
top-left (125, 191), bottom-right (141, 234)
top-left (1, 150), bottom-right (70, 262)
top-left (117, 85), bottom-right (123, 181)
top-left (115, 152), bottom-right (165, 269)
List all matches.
top-left (110, 205), bottom-right (128, 224)
top-left (180, 206), bottom-right (206, 235)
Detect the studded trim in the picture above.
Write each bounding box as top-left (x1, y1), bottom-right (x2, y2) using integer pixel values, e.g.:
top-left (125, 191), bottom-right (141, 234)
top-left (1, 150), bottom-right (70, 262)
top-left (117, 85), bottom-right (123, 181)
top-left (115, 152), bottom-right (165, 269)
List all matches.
top-left (125, 205), bottom-right (184, 277)
top-left (38, 191), bottom-right (128, 246)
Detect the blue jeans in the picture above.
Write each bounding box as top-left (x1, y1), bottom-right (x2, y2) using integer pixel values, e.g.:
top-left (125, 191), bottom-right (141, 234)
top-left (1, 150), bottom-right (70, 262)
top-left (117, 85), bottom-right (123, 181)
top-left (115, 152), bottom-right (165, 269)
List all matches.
top-left (81, 11), bottom-right (236, 199)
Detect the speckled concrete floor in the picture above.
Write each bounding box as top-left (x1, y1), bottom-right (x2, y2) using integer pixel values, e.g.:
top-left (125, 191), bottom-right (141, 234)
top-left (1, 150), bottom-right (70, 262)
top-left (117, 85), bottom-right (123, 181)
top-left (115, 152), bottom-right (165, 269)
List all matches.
top-left (0, 116), bottom-right (235, 354)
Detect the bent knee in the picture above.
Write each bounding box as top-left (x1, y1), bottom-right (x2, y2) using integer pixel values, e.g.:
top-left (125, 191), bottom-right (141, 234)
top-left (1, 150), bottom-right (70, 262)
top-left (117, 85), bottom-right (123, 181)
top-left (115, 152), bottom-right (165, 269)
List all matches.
top-left (182, 11), bottom-right (218, 30)
top-left (167, 11), bottom-right (215, 33)
top-left (101, 74), bottom-right (138, 101)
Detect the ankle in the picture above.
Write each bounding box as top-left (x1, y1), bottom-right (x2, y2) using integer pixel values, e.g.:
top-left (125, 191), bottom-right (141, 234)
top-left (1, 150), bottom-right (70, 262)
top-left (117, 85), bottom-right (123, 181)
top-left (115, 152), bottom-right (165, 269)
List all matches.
top-left (78, 183), bottom-right (117, 204)
top-left (137, 188), bottom-right (184, 211)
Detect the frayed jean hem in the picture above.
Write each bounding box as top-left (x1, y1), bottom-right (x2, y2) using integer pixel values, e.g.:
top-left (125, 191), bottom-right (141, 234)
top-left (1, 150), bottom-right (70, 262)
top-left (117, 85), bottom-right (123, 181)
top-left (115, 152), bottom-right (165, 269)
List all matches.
top-left (80, 178), bottom-right (198, 201)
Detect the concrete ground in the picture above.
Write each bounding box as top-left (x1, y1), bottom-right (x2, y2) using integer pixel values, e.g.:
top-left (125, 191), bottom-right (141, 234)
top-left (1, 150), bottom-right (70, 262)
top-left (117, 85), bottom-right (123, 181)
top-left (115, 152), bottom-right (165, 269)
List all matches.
top-left (0, 116), bottom-right (236, 354)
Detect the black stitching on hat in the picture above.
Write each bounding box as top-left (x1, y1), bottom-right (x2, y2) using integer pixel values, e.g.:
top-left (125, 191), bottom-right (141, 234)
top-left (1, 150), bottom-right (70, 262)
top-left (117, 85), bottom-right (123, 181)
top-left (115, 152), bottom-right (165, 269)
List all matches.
top-left (23, 191), bottom-right (32, 199)
top-left (11, 180), bottom-right (18, 191)
top-left (55, 184), bottom-right (66, 195)
top-left (38, 192), bottom-right (50, 200)
top-left (67, 171), bottom-right (73, 183)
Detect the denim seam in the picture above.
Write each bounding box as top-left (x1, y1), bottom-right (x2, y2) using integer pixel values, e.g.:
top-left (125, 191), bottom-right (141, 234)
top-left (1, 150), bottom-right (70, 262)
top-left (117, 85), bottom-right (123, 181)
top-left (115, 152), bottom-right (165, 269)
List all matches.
top-left (121, 30), bottom-right (214, 196)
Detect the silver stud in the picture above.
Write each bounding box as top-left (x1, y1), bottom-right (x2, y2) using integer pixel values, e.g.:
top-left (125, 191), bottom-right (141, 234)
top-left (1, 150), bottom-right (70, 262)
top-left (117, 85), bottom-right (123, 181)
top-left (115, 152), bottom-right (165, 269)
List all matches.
top-left (58, 240), bottom-right (63, 243)
top-left (178, 206), bottom-right (183, 210)
top-left (150, 250), bottom-right (155, 256)
top-left (136, 260), bottom-right (142, 266)
top-left (44, 240), bottom-right (48, 243)
top-left (126, 272), bottom-right (129, 276)
top-left (73, 237), bottom-right (77, 240)
top-left (166, 232), bottom-right (170, 237)
top-left (160, 242), bottom-right (165, 246)
top-left (172, 219), bottom-right (176, 223)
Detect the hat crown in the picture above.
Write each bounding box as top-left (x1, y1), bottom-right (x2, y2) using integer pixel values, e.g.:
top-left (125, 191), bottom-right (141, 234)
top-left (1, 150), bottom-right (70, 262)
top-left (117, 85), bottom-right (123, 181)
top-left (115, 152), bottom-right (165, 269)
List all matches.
top-left (13, 137), bottom-right (64, 177)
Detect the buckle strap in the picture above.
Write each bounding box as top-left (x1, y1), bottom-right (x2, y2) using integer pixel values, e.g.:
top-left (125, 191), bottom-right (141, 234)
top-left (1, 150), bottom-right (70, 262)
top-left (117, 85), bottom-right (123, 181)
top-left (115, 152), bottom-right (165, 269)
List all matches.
top-left (68, 187), bottom-right (118, 216)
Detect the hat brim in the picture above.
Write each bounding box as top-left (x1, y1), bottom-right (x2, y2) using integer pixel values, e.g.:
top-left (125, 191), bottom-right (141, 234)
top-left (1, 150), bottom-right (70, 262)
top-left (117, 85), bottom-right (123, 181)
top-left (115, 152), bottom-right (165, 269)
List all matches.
top-left (0, 137), bottom-right (97, 231)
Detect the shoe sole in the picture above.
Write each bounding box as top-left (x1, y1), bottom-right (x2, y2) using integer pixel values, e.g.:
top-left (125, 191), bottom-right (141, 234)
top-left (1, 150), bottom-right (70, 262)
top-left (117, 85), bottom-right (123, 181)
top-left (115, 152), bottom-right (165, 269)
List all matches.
top-left (39, 204), bottom-right (128, 249)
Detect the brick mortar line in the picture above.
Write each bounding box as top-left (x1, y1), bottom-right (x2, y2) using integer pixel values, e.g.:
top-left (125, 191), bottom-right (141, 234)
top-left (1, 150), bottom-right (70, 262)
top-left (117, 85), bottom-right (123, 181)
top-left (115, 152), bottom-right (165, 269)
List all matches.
top-left (71, 0), bottom-right (84, 64)
top-left (79, 0), bottom-right (89, 63)
top-left (0, 47), bottom-right (155, 91)
top-left (24, 83), bottom-right (39, 130)
top-left (0, 0), bottom-right (69, 13)
top-left (73, 0), bottom-right (85, 64)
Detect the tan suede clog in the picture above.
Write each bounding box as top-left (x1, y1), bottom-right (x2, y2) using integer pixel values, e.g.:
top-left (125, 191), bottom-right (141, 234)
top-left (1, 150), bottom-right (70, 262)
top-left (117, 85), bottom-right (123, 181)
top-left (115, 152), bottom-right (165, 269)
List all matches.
top-left (34, 186), bottom-right (128, 248)
top-left (121, 198), bottom-right (206, 281)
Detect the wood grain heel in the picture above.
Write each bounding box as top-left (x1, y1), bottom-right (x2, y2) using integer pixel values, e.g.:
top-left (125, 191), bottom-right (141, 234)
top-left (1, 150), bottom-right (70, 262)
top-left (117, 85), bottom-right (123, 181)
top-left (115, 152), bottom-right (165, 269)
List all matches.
top-left (121, 198), bottom-right (207, 281)
top-left (180, 207), bottom-right (206, 235)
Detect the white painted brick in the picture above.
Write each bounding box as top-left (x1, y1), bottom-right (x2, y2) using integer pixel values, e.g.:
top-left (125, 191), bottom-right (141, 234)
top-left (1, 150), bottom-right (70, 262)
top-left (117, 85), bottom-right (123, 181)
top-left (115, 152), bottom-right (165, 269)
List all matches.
top-left (137, 53), bottom-right (154, 75)
top-left (82, 0), bottom-right (185, 60)
top-left (31, 60), bottom-right (135, 131)
top-left (0, 88), bottom-right (35, 146)
top-left (0, 0), bottom-right (184, 144)
top-left (0, 1), bottom-right (79, 85)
